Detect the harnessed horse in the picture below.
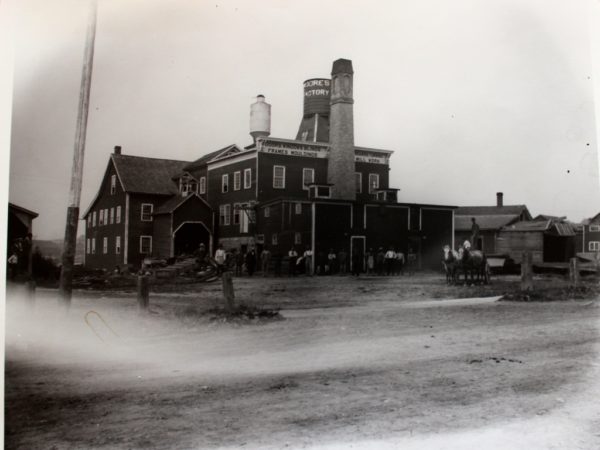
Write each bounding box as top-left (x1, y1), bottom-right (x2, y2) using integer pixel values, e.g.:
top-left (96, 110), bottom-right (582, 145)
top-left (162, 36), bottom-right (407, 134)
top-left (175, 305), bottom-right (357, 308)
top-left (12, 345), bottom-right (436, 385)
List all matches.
top-left (442, 245), bottom-right (459, 285)
top-left (459, 244), bottom-right (489, 285)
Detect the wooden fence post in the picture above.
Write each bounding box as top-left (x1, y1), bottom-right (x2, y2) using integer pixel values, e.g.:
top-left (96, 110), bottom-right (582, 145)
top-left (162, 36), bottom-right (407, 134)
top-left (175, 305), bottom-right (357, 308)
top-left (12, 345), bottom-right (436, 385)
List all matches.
top-left (569, 257), bottom-right (580, 288)
top-left (521, 252), bottom-right (533, 291)
top-left (222, 271), bottom-right (235, 313)
top-left (137, 275), bottom-right (150, 311)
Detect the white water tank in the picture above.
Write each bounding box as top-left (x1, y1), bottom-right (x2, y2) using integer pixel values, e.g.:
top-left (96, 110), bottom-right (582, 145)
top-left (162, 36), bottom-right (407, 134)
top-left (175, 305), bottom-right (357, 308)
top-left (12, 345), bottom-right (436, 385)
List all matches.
top-left (250, 95), bottom-right (271, 142)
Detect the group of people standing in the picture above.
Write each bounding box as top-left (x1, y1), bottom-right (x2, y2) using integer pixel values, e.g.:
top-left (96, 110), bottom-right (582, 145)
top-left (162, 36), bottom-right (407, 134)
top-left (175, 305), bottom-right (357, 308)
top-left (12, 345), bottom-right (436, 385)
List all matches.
top-left (201, 242), bottom-right (417, 278)
top-left (364, 247), bottom-right (414, 276)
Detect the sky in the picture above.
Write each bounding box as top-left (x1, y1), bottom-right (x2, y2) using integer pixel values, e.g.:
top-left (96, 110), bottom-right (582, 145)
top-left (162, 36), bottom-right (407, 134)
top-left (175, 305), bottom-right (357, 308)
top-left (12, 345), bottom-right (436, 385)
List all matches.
top-left (3, 0), bottom-right (600, 239)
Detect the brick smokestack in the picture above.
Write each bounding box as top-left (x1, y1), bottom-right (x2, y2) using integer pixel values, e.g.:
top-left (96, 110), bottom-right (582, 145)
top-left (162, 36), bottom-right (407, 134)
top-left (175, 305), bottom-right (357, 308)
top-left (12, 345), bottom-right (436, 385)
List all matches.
top-left (328, 58), bottom-right (355, 201)
top-left (114, 146), bottom-right (122, 155)
top-left (496, 192), bottom-right (503, 207)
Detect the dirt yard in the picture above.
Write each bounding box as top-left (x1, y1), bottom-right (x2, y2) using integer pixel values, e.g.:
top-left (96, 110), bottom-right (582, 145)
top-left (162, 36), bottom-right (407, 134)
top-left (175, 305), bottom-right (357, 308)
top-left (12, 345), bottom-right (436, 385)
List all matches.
top-left (5, 273), bottom-right (600, 449)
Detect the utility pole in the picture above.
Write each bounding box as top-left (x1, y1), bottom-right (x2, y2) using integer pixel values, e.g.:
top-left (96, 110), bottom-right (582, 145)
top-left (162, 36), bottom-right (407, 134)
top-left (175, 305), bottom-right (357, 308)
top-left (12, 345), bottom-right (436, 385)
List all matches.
top-left (59, 0), bottom-right (98, 305)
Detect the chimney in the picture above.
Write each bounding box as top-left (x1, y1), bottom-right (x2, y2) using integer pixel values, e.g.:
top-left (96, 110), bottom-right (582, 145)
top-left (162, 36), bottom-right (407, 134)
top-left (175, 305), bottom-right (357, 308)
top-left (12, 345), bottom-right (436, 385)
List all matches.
top-left (249, 95), bottom-right (271, 143)
top-left (114, 146), bottom-right (122, 155)
top-left (328, 58), bottom-right (355, 201)
top-left (496, 192), bottom-right (503, 207)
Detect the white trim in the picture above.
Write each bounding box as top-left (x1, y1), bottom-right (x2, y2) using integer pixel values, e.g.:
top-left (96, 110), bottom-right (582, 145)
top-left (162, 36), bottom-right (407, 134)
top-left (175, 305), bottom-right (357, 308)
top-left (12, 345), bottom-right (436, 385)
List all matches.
top-left (116, 205), bottom-right (122, 224)
top-left (355, 172), bottom-right (362, 194)
top-left (368, 173), bottom-right (379, 193)
top-left (124, 194), bottom-right (129, 264)
top-left (140, 235), bottom-right (153, 254)
top-left (199, 176), bottom-right (206, 194)
top-left (115, 235), bottom-right (121, 255)
top-left (589, 225), bottom-right (600, 232)
top-left (221, 174), bottom-right (229, 193)
top-left (273, 165), bottom-right (286, 189)
top-left (103, 237), bottom-right (108, 254)
top-left (295, 202), bottom-right (302, 215)
top-left (207, 151), bottom-right (257, 170)
top-left (141, 203), bottom-right (153, 222)
top-left (233, 171), bottom-right (241, 191)
top-left (172, 220), bottom-right (211, 236)
top-left (302, 167), bottom-right (315, 190)
top-left (244, 168), bottom-right (252, 189)
top-left (589, 241), bottom-right (600, 251)
top-left (110, 174), bottom-right (116, 195)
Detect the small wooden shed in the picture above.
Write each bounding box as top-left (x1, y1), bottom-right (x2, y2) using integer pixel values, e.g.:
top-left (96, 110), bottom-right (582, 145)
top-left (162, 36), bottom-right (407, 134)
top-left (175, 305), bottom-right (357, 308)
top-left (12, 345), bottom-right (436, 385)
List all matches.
top-left (496, 218), bottom-right (576, 264)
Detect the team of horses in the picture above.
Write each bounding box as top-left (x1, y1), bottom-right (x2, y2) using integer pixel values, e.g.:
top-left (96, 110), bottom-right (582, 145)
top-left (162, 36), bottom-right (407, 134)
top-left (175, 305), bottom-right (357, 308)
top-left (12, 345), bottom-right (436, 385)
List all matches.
top-left (442, 243), bottom-right (490, 285)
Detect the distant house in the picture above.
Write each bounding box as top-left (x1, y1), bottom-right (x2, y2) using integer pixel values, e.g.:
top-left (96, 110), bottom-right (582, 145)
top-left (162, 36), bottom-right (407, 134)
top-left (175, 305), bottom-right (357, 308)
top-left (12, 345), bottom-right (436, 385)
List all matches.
top-left (496, 217), bottom-right (577, 264)
top-left (7, 202), bottom-right (38, 277)
top-left (454, 193), bottom-right (532, 253)
top-left (581, 212), bottom-right (600, 254)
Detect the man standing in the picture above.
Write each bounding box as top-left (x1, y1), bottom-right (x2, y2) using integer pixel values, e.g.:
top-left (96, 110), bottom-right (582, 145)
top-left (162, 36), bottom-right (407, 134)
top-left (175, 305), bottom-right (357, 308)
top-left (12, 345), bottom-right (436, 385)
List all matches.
top-left (214, 244), bottom-right (226, 276)
top-left (338, 248), bottom-right (348, 275)
top-left (288, 247), bottom-right (298, 276)
top-left (246, 247), bottom-right (257, 276)
top-left (303, 246), bottom-right (313, 276)
top-left (384, 247), bottom-right (396, 276)
top-left (471, 217), bottom-right (481, 250)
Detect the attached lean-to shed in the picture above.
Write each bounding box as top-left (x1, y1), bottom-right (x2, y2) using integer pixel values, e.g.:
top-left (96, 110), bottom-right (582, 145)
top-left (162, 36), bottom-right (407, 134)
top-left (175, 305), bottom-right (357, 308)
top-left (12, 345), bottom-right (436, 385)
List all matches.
top-left (496, 218), bottom-right (576, 264)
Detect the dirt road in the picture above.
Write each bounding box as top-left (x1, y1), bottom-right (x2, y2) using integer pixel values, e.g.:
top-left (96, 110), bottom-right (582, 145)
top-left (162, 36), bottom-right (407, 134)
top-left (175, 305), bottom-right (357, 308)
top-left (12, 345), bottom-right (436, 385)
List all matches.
top-left (5, 274), bottom-right (600, 449)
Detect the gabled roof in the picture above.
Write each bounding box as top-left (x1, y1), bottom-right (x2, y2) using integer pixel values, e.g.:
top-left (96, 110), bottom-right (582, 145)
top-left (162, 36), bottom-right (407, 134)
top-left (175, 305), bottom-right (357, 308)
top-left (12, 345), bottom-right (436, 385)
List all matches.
top-left (183, 144), bottom-right (242, 171)
top-left (501, 219), bottom-right (576, 236)
top-left (82, 154), bottom-right (190, 219)
top-left (154, 193), bottom-right (212, 215)
top-left (112, 154), bottom-right (189, 195)
top-left (8, 202), bottom-right (39, 218)
top-left (589, 212), bottom-right (600, 224)
top-left (455, 214), bottom-right (520, 231)
top-left (456, 205), bottom-right (529, 216)
top-left (533, 214), bottom-right (564, 222)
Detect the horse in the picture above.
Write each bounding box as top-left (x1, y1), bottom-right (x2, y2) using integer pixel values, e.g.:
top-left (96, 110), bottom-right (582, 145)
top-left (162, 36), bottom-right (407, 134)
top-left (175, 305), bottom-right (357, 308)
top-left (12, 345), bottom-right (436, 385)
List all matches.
top-left (459, 244), bottom-right (489, 285)
top-left (442, 245), bottom-right (459, 285)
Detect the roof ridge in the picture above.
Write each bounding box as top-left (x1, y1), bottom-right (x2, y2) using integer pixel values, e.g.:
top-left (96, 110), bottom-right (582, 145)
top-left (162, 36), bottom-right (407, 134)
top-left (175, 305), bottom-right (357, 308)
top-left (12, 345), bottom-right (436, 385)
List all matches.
top-left (112, 153), bottom-right (190, 164)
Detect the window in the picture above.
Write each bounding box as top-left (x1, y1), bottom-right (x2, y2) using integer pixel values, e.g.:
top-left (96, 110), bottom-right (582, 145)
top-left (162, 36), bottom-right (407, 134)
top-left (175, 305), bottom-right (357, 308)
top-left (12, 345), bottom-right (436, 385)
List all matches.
top-left (264, 206), bottom-right (270, 218)
top-left (294, 232), bottom-right (302, 245)
top-left (200, 176), bottom-right (206, 194)
top-left (105, 209), bottom-right (109, 224)
top-left (103, 237), bottom-right (108, 254)
top-left (222, 174), bottom-right (229, 193)
top-left (110, 207), bottom-right (114, 224)
top-left (273, 165), bottom-right (286, 189)
top-left (244, 168), bottom-right (252, 189)
top-left (233, 204), bottom-right (241, 225)
top-left (589, 241), bottom-right (600, 251)
top-left (295, 203), bottom-right (302, 215)
top-left (99, 209), bottom-right (104, 226)
top-left (234, 171), bottom-right (241, 191)
top-left (219, 204), bottom-right (231, 226)
top-left (180, 174), bottom-right (198, 196)
top-left (302, 168), bottom-right (314, 190)
top-left (368, 173), bottom-right (379, 193)
top-left (272, 234), bottom-right (278, 245)
top-left (140, 236), bottom-right (152, 254)
top-left (590, 225), bottom-right (600, 232)
top-left (116, 206), bottom-right (121, 224)
top-left (110, 175), bottom-right (116, 195)
top-left (355, 172), bottom-right (362, 193)
top-left (92, 211), bottom-right (96, 227)
top-left (86, 238), bottom-right (90, 254)
top-left (91, 238), bottom-right (96, 254)
top-left (115, 236), bottom-right (121, 254)
top-left (141, 203), bottom-right (153, 221)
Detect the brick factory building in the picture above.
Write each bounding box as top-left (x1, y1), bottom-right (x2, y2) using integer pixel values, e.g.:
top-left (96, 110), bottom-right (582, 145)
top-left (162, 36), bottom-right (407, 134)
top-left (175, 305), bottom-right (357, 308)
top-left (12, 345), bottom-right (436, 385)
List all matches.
top-left (83, 59), bottom-right (456, 271)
